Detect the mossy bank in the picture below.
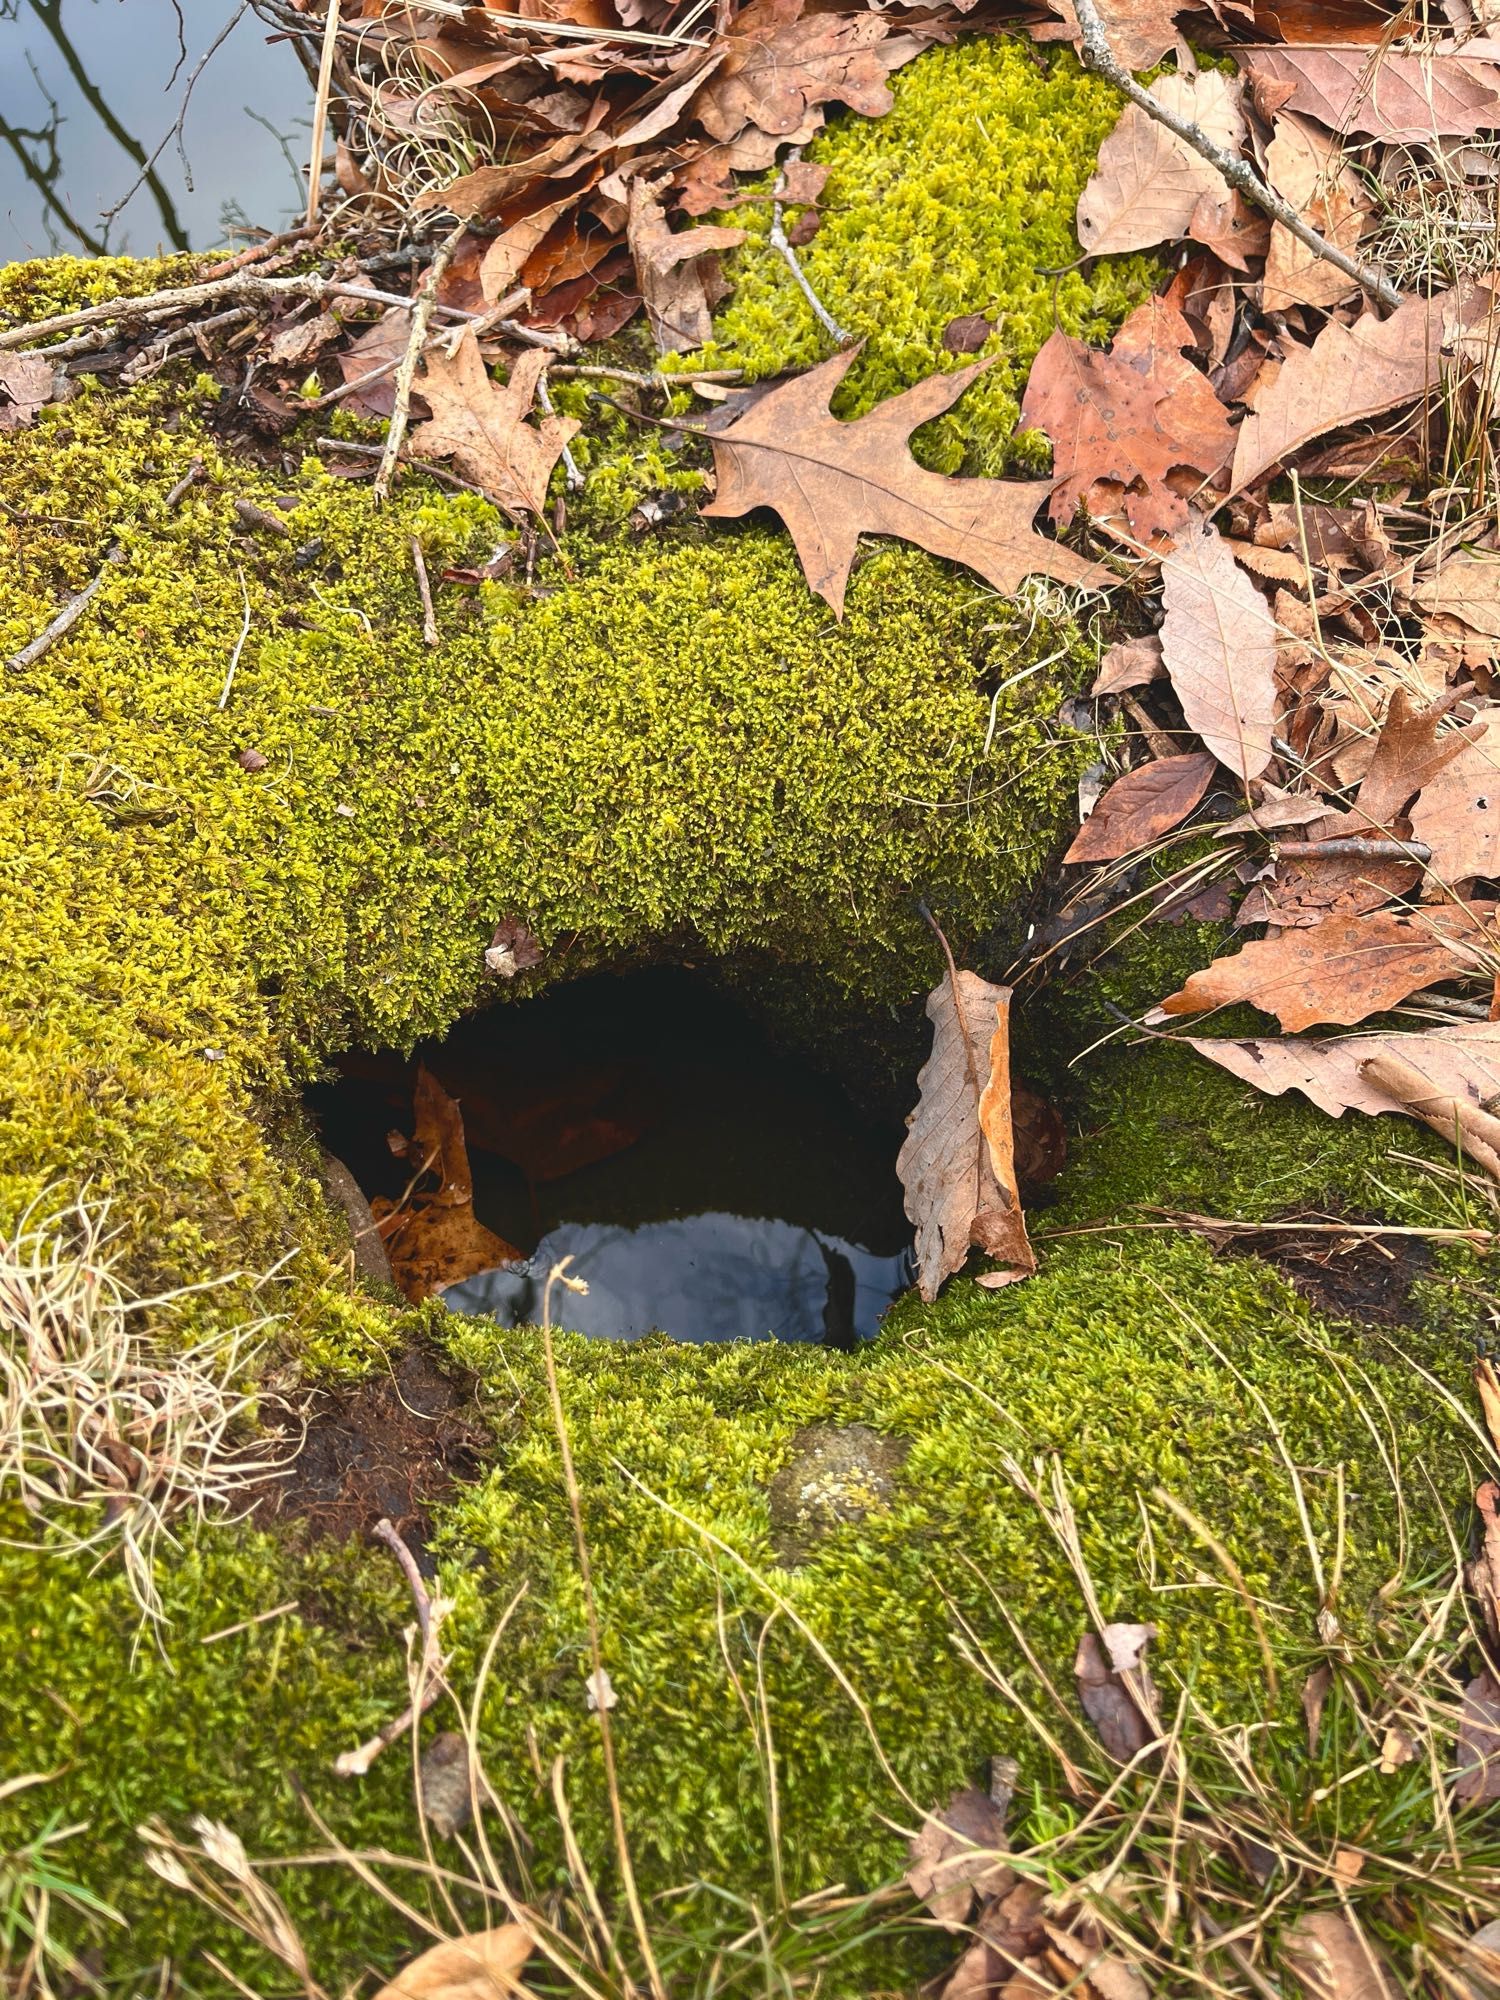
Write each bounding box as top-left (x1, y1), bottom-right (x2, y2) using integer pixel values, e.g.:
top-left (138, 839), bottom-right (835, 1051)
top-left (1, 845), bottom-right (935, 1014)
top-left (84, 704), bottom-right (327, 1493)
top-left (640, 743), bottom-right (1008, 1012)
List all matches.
top-left (0, 35), bottom-right (1490, 1997)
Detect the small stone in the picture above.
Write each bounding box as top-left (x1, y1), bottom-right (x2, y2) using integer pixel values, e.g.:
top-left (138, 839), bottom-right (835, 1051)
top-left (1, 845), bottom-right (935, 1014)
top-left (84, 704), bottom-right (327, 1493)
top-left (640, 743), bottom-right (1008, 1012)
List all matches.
top-left (236, 747), bottom-right (269, 772)
top-left (418, 1730), bottom-right (474, 1840)
top-left (585, 1667), bottom-right (617, 1712)
top-left (766, 1422), bottom-right (908, 1566)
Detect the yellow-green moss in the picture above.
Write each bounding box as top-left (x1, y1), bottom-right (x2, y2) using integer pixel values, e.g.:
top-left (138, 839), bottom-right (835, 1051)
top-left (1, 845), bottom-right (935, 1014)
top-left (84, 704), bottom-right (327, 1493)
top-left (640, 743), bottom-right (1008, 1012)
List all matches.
top-left (700, 38), bottom-right (1162, 475)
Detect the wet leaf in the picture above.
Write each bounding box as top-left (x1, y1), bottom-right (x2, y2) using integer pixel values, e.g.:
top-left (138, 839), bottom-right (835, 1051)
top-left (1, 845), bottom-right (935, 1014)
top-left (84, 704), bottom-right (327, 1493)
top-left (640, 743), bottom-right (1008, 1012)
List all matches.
top-left (1230, 293), bottom-right (1445, 495)
top-left (896, 967), bottom-right (1036, 1301)
top-left (906, 1783), bottom-right (1014, 1929)
top-left (372, 1926), bottom-right (533, 2000)
top-left (375, 1069), bottom-right (524, 1303)
top-left (1064, 752), bottom-right (1217, 863)
top-left (1020, 299), bottom-right (1234, 544)
top-left (703, 346), bottom-right (1104, 617)
top-left (1159, 513), bottom-right (1277, 783)
top-left (1075, 1623), bottom-right (1160, 1762)
top-left (1160, 903), bottom-right (1500, 1031)
top-left (1076, 73), bottom-right (1247, 257)
top-left (408, 333), bottom-right (581, 521)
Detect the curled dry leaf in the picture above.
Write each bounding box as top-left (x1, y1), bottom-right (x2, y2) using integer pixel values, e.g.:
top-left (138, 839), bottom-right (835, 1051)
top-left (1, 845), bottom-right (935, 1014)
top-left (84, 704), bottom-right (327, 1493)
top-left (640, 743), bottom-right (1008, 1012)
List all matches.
top-left (1229, 292), bottom-right (1446, 496)
top-left (1044, 1923), bottom-right (1152, 2000)
top-left (1361, 1049), bottom-right (1500, 1178)
top-left (625, 180), bottom-right (745, 353)
top-left (1075, 1622), bottom-right (1160, 1761)
top-left (1281, 1910), bottom-right (1397, 2000)
top-left (371, 1924), bottom-right (534, 2000)
top-left (1063, 751), bottom-right (1217, 863)
top-left (1413, 547), bottom-right (1500, 656)
top-left (1020, 299), bottom-right (1234, 544)
top-left (1302, 1661), bottom-right (1332, 1754)
top-left (1092, 634), bottom-right (1164, 697)
top-left (906, 1783), bottom-right (1014, 1929)
top-left (1240, 46), bottom-right (1500, 141)
top-left (1076, 72), bottom-right (1247, 257)
top-left (408, 334), bottom-right (581, 522)
top-left (896, 967), bottom-right (1036, 1300)
top-left (1159, 513), bottom-right (1278, 784)
top-left (1472, 1477), bottom-right (1500, 1648)
top-left (703, 346), bottom-right (1104, 617)
top-left (1186, 1020), bottom-right (1500, 1121)
top-left (1161, 903), bottom-right (1500, 1031)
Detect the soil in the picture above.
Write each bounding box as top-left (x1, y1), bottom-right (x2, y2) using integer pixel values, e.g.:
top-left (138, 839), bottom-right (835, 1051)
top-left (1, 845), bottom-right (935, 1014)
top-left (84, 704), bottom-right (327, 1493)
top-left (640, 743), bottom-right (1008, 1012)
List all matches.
top-left (258, 1342), bottom-right (490, 1568)
top-left (1247, 1209), bottom-right (1433, 1327)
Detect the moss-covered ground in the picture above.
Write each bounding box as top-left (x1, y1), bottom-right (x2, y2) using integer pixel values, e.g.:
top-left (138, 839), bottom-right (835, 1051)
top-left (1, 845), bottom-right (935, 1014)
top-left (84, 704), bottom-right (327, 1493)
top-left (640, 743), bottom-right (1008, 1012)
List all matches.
top-left (0, 34), bottom-right (1492, 1998)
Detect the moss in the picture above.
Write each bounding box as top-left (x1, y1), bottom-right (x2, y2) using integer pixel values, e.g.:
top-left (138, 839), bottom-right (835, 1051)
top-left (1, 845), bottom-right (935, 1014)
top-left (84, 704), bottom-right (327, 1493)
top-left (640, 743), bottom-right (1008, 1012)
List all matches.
top-left (701, 38), bottom-right (1163, 475)
top-left (0, 253), bottom-right (200, 332)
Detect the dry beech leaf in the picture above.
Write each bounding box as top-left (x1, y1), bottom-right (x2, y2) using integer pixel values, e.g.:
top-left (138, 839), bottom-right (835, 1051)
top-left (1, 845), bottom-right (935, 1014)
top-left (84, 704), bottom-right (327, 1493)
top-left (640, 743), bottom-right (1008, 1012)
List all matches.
top-left (1230, 292), bottom-right (1446, 495)
top-left (1092, 635), bottom-right (1164, 696)
top-left (1161, 903), bottom-right (1500, 1031)
top-left (1064, 752), bottom-right (1216, 863)
top-left (896, 968), bottom-right (1036, 1300)
top-left (1030, 0), bottom-right (1182, 73)
top-left (1412, 546), bottom-right (1500, 654)
top-left (1077, 72), bottom-right (1247, 257)
top-left (625, 179), bottom-right (745, 352)
top-left (703, 346), bottom-right (1104, 617)
top-left (1410, 722), bottom-right (1500, 883)
top-left (408, 333), bottom-right (581, 521)
top-left (1075, 1623), bottom-right (1160, 1761)
top-left (1186, 1019), bottom-right (1500, 1120)
top-left (1457, 1671), bottom-right (1500, 1803)
top-left (371, 1924), bottom-right (534, 2000)
top-left (905, 1784), bottom-right (1014, 1929)
top-left (1281, 1909), bottom-right (1397, 2000)
top-left (1262, 112), bottom-right (1368, 311)
top-left (1020, 299), bottom-right (1233, 543)
top-left (1160, 513), bottom-right (1278, 783)
top-left (1240, 46), bottom-right (1500, 141)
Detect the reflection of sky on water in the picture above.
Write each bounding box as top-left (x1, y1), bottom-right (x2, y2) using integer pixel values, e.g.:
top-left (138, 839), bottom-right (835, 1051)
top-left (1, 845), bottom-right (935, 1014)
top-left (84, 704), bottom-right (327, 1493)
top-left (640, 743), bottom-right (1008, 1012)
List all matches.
top-left (0, 0), bottom-right (309, 261)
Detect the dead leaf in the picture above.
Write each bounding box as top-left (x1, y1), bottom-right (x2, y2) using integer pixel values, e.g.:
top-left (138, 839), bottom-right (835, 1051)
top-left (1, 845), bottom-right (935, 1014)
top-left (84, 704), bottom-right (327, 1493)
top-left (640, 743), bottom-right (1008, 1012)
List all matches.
top-left (1161, 903), bottom-right (1500, 1030)
top-left (1457, 1670), bottom-right (1500, 1803)
top-left (896, 967), bottom-right (1036, 1301)
top-left (906, 1784), bottom-right (1014, 1929)
top-left (375, 1069), bottom-right (524, 1303)
top-left (703, 346), bottom-right (1104, 617)
top-left (265, 311), bottom-right (342, 369)
top-left (1479, 1365), bottom-right (1500, 1455)
top-left (1230, 292), bottom-right (1446, 494)
top-left (1031, 0), bottom-right (1183, 71)
top-left (1076, 72), bottom-right (1248, 257)
top-left (419, 1731), bottom-right (476, 1840)
top-left (1075, 1623), bottom-right (1160, 1762)
top-left (944, 311), bottom-right (996, 354)
top-left (1262, 113), bottom-right (1368, 311)
top-left (408, 332), bottom-right (580, 521)
top-left (1044, 1924), bottom-right (1152, 2000)
top-left (1160, 513), bottom-right (1278, 783)
top-left (625, 179), bottom-right (745, 352)
top-left (1302, 1661), bottom-right (1332, 1752)
top-left (1064, 752), bottom-right (1217, 863)
top-left (1092, 635), bottom-right (1164, 696)
top-left (1020, 299), bottom-right (1234, 543)
top-left (1354, 685), bottom-right (1485, 832)
top-left (691, 0), bottom-right (917, 146)
top-left (1413, 546), bottom-right (1500, 656)
top-left (1282, 1910), bottom-right (1396, 2000)
top-left (1469, 1478), bottom-right (1500, 1645)
top-left (1240, 46), bottom-right (1500, 141)
top-left (0, 353), bottom-right (65, 433)
top-left (1410, 721), bottom-right (1500, 882)
top-left (1378, 1726), bottom-right (1416, 1774)
top-left (1185, 1018), bottom-right (1500, 1119)
top-left (337, 308), bottom-right (412, 418)
top-left (371, 1924), bottom-right (534, 2000)
top-left (484, 916), bottom-right (545, 979)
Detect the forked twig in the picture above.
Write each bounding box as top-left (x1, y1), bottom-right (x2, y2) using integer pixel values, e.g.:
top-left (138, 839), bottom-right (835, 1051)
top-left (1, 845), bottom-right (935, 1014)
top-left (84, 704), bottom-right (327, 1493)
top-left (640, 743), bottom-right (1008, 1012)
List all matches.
top-left (334, 1516), bottom-right (450, 1777)
top-left (1067, 0), bottom-right (1402, 313)
top-left (770, 148), bottom-right (851, 345)
top-left (374, 221), bottom-right (466, 502)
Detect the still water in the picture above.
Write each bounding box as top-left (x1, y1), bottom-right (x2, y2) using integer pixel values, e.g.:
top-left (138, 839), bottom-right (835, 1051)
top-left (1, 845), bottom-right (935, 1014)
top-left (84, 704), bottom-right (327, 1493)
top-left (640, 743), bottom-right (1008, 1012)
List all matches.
top-left (1, 0), bottom-right (311, 261)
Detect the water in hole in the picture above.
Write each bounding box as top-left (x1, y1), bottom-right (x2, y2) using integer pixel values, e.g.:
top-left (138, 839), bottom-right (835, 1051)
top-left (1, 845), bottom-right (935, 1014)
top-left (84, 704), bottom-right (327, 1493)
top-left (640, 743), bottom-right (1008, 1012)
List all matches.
top-left (2, 1), bottom-right (309, 261)
top-left (310, 969), bottom-right (914, 1348)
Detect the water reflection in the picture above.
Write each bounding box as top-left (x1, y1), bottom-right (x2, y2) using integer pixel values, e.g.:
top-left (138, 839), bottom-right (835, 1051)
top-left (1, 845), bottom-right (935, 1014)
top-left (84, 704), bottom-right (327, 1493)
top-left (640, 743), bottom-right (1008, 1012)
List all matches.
top-left (441, 1214), bottom-right (915, 1348)
top-left (1, 0), bottom-right (309, 260)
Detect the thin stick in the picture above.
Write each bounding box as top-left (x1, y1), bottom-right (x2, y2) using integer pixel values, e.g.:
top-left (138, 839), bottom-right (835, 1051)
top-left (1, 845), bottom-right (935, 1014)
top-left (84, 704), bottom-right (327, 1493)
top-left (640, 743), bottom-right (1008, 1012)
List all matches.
top-left (1067, 0), bottom-right (1402, 313)
top-left (410, 536), bottom-right (439, 647)
top-left (197, 223), bottom-right (319, 284)
top-left (1038, 1210), bottom-right (1496, 1246)
top-left (770, 149), bottom-right (851, 345)
top-left (0, 269), bottom-right (569, 356)
top-left (1276, 836), bottom-right (1433, 862)
top-left (334, 1516), bottom-right (447, 1777)
top-left (536, 370), bottom-right (583, 491)
top-left (374, 223), bottom-right (466, 502)
top-left (313, 433), bottom-right (493, 503)
top-left (217, 569), bottom-right (252, 709)
top-left (306, 0), bottom-right (343, 229)
top-left (549, 363), bottom-right (745, 388)
top-left (163, 457), bottom-right (206, 509)
top-left (5, 545), bottom-right (123, 674)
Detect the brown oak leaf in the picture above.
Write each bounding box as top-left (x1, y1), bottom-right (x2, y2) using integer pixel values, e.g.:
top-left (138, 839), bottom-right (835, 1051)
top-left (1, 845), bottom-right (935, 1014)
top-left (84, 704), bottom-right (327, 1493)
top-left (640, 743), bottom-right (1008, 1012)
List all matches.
top-left (1021, 299), bottom-right (1233, 543)
top-left (703, 347), bottom-right (1104, 615)
top-left (1185, 1019), bottom-right (1500, 1118)
top-left (625, 179), bottom-right (744, 352)
top-left (691, 0), bottom-right (917, 144)
top-left (408, 332), bottom-right (580, 521)
top-left (1064, 751), bottom-right (1217, 863)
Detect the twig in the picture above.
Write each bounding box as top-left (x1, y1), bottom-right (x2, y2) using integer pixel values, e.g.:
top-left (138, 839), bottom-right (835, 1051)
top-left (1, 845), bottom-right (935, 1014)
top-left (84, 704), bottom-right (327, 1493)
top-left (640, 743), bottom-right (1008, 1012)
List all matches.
top-left (1038, 1209), bottom-right (1496, 1247)
top-left (375, 223), bottom-right (467, 502)
top-left (100, 2), bottom-right (252, 230)
top-left (548, 362), bottom-right (745, 389)
top-left (314, 434), bottom-right (495, 505)
top-left (197, 223), bottom-right (320, 284)
top-left (770, 149), bottom-right (852, 345)
top-left (410, 536), bottom-right (439, 647)
top-left (1067, 0), bottom-right (1403, 314)
top-left (306, 0), bottom-right (342, 229)
top-left (300, 288), bottom-right (530, 413)
top-left (217, 570), bottom-right (253, 709)
top-left (1275, 836), bottom-right (1434, 862)
top-left (0, 269), bottom-right (569, 356)
top-left (163, 457), bottom-right (206, 510)
top-left (334, 1516), bottom-right (448, 1778)
top-left (536, 370), bottom-right (584, 491)
top-left (5, 545), bottom-right (123, 674)
top-left (118, 304), bottom-right (255, 385)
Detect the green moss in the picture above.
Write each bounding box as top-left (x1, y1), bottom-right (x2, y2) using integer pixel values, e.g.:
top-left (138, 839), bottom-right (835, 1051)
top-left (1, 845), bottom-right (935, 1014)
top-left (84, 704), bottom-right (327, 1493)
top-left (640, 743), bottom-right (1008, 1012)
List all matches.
top-left (702, 38), bottom-right (1163, 475)
top-left (0, 252), bottom-right (199, 332)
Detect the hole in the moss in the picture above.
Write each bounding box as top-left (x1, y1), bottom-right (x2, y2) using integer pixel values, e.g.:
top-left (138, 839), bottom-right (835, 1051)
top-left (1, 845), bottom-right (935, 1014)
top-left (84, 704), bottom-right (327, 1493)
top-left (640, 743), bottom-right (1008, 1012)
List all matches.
top-left (309, 968), bottom-right (914, 1346)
